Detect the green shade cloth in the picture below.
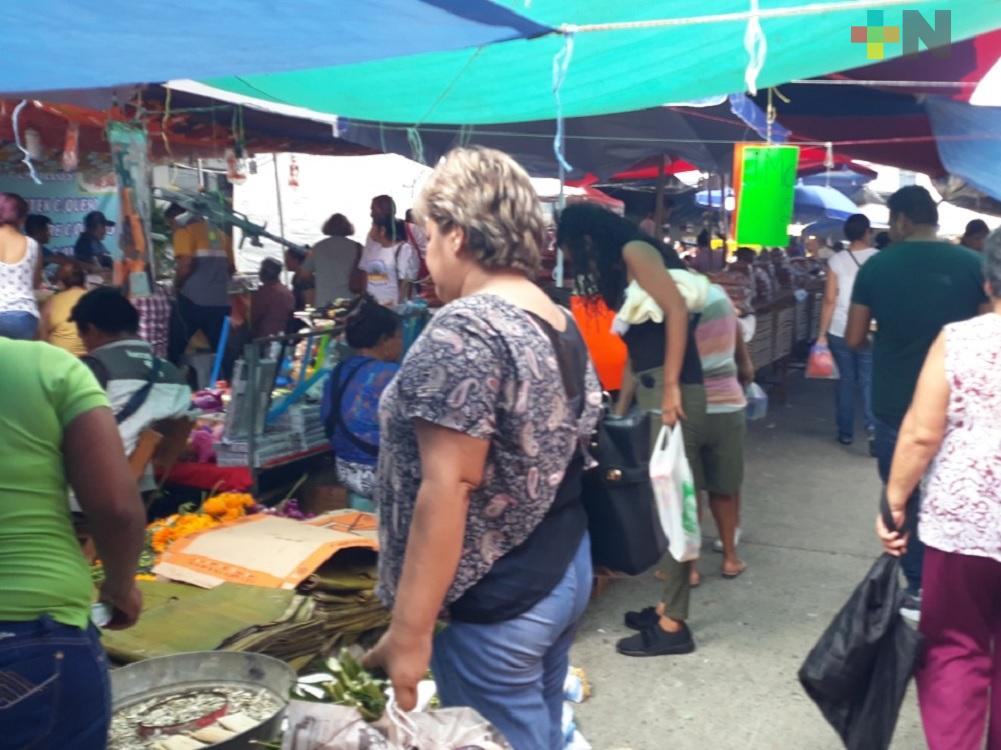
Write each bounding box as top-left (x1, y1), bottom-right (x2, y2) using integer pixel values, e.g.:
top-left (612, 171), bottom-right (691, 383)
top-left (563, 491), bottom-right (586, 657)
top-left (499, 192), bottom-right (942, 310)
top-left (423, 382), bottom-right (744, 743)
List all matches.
top-left (205, 1), bottom-right (1001, 125)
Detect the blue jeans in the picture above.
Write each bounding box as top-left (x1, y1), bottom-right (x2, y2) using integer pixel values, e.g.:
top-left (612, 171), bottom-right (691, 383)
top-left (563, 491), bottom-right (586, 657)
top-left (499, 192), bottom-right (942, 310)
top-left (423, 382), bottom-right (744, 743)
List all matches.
top-left (431, 535), bottom-right (593, 750)
top-left (828, 335), bottom-right (874, 441)
top-left (0, 311), bottom-right (39, 340)
top-left (873, 417), bottom-right (924, 594)
top-left (0, 616), bottom-right (111, 749)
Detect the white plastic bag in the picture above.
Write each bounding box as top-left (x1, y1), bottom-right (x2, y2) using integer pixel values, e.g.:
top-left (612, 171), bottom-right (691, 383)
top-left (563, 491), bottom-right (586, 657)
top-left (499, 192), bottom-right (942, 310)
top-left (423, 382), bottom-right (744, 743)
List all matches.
top-left (282, 700), bottom-right (511, 749)
top-left (649, 426), bottom-right (700, 562)
top-left (745, 382), bottom-right (769, 421)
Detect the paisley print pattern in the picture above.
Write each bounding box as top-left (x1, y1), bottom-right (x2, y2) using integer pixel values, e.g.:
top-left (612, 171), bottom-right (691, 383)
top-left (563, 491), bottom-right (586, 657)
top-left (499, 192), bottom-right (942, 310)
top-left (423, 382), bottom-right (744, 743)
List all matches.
top-left (375, 294), bottom-right (601, 609)
top-left (921, 314), bottom-right (1001, 562)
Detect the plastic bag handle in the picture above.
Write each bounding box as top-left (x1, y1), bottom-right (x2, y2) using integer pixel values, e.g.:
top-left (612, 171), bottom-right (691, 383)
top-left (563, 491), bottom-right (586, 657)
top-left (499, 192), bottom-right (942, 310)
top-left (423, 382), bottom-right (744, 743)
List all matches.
top-left (879, 490), bottom-right (898, 535)
top-left (386, 697), bottom-right (418, 747)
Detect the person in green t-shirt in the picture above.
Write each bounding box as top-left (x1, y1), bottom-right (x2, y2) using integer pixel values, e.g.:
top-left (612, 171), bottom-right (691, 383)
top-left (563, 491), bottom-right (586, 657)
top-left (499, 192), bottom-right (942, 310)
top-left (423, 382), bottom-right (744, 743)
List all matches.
top-left (0, 338), bottom-right (146, 748)
top-left (845, 185), bottom-right (989, 607)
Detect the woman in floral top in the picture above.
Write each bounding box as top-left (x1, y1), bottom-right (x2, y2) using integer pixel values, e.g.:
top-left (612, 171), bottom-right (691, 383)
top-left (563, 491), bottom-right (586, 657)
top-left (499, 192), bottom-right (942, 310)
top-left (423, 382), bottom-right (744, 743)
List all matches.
top-left (363, 147), bottom-right (601, 750)
top-left (878, 230), bottom-right (1001, 749)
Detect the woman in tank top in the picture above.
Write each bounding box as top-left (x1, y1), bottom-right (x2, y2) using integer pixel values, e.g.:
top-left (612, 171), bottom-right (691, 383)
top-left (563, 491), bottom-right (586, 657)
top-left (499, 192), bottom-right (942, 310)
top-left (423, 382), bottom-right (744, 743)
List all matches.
top-left (0, 193), bottom-right (42, 340)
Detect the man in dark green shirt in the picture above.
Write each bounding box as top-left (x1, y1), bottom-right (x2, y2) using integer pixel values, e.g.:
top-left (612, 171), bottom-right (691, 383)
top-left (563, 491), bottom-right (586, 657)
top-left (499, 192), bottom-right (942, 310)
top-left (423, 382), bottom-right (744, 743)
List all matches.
top-left (846, 185), bottom-right (988, 605)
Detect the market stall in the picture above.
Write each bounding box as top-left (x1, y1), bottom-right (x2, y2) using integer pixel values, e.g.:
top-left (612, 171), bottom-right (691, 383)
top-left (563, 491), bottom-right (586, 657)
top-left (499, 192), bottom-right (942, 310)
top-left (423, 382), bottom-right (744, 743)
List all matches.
top-left (712, 248), bottom-right (826, 382)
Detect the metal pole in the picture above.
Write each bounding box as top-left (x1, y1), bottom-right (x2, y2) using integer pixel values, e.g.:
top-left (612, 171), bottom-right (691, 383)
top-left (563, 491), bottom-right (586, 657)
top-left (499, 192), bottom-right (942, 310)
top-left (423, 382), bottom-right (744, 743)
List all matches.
top-left (653, 153), bottom-right (668, 242)
top-left (246, 342), bottom-right (260, 496)
top-left (272, 155), bottom-right (286, 240)
top-left (722, 171), bottom-right (731, 256)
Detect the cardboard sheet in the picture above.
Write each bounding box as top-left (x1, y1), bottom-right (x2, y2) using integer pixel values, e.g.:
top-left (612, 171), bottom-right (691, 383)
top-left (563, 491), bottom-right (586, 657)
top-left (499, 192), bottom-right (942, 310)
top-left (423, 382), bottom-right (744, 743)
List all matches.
top-left (154, 510), bottom-right (378, 589)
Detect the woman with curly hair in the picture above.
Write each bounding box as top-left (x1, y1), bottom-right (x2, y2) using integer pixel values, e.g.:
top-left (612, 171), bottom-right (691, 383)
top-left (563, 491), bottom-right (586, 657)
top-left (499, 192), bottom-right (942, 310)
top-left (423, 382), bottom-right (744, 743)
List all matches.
top-left (364, 148), bottom-right (601, 750)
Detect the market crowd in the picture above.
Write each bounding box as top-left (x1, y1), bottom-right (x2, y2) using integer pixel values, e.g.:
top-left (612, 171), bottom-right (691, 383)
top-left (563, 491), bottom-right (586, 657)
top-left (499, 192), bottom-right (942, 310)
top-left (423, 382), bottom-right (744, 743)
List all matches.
top-left (0, 146), bottom-right (999, 750)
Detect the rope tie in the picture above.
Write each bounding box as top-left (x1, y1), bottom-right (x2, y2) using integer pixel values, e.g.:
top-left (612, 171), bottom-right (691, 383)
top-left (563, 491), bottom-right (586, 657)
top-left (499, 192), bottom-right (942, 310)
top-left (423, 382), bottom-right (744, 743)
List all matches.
top-left (552, 30), bottom-right (576, 179)
top-left (744, 0), bottom-right (767, 96)
top-left (13, 100), bottom-right (42, 185)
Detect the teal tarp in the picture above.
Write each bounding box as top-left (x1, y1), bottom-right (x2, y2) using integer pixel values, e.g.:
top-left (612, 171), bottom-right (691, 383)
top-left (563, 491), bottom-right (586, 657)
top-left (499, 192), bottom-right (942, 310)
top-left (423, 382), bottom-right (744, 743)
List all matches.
top-left (206, 1), bottom-right (1001, 124)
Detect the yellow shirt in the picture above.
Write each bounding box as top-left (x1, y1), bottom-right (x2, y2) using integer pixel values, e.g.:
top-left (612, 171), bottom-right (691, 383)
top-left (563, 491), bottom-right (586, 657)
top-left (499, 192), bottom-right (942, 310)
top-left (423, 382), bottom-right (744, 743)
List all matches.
top-left (173, 219), bottom-right (234, 307)
top-left (45, 287), bottom-right (88, 357)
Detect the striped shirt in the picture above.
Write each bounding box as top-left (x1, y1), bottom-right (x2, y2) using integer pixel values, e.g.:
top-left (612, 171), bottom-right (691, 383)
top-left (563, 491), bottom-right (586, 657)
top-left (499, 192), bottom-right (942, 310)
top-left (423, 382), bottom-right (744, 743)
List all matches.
top-left (696, 285), bottom-right (746, 414)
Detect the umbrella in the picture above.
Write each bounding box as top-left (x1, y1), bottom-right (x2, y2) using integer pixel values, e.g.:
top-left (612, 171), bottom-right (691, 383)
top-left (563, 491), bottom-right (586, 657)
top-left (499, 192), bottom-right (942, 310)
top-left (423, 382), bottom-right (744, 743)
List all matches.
top-left (793, 185), bottom-right (861, 221)
top-left (696, 184), bottom-right (858, 221)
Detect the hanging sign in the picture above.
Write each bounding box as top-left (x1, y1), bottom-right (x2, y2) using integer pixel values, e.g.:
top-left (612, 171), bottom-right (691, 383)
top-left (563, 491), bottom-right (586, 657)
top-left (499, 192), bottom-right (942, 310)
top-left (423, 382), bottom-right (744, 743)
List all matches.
top-left (731, 143), bottom-right (799, 247)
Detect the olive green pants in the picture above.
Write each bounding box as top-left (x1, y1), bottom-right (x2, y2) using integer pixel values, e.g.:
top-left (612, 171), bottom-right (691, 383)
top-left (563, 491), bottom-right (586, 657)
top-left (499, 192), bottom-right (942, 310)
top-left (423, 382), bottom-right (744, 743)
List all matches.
top-left (635, 368), bottom-right (707, 621)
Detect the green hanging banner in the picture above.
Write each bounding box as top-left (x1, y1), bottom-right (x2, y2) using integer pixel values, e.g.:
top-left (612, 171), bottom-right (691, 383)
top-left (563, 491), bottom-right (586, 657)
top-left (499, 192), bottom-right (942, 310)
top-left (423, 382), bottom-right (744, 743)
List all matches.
top-left (732, 144), bottom-right (799, 247)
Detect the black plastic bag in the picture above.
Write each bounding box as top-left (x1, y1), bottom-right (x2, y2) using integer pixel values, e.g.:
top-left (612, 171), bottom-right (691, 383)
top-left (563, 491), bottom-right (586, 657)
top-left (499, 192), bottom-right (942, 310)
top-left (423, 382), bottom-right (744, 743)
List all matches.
top-left (798, 514), bottom-right (922, 750)
top-left (581, 410), bottom-right (668, 575)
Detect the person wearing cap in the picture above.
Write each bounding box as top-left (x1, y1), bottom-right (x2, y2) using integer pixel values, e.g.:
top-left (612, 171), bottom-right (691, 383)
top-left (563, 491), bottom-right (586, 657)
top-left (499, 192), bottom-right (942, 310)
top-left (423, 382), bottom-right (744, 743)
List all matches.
top-left (250, 257), bottom-right (295, 339)
top-left (960, 218), bottom-right (990, 253)
top-left (167, 204), bottom-right (235, 363)
top-left (73, 211), bottom-right (114, 271)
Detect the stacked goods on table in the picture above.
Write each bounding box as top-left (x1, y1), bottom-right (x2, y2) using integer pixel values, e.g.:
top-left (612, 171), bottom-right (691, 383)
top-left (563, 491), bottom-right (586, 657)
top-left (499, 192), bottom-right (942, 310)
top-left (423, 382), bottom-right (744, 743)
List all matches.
top-left (299, 551), bottom-right (391, 652)
top-left (710, 263), bottom-right (756, 316)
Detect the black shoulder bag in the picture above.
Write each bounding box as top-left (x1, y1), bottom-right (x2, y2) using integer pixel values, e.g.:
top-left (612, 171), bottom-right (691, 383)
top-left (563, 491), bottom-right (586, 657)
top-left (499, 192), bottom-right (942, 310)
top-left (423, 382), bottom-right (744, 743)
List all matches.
top-left (580, 408), bottom-right (669, 575)
top-left (115, 357), bottom-right (163, 424)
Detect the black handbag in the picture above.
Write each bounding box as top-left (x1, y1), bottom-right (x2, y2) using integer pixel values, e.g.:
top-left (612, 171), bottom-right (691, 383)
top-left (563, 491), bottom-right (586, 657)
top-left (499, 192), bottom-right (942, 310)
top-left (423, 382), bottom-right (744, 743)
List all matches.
top-left (581, 409), bottom-right (668, 575)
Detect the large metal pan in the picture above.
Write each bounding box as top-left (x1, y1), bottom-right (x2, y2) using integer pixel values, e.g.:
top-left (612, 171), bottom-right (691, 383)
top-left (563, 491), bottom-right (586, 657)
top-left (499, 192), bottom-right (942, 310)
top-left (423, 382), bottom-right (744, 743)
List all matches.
top-left (111, 651), bottom-right (294, 749)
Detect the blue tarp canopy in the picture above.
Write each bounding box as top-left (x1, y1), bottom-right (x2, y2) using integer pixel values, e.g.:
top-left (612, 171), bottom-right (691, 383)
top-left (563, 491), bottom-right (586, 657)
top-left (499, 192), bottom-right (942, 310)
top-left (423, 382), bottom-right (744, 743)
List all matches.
top-left (925, 97), bottom-right (1001, 205)
top-left (1, 0), bottom-right (550, 93)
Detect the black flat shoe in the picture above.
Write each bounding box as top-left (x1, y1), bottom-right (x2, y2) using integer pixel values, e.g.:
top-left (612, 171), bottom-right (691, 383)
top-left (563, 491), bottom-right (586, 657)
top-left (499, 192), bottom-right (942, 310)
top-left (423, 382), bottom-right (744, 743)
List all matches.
top-left (624, 607), bottom-right (659, 631)
top-left (616, 623), bottom-right (696, 657)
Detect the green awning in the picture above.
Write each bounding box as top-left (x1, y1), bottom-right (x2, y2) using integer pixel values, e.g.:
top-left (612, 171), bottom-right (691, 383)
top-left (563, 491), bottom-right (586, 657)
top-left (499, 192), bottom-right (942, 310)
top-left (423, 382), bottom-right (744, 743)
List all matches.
top-left (204, 1), bottom-right (1001, 125)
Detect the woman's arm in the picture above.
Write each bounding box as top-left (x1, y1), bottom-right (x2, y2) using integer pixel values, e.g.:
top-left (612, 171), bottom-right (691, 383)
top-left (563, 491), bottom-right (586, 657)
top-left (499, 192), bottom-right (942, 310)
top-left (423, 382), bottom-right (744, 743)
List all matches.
top-left (623, 241), bottom-right (688, 425)
top-left (735, 330), bottom-right (756, 386)
top-left (349, 242), bottom-right (368, 295)
top-left (64, 407), bottom-right (146, 628)
top-left (876, 333), bottom-right (950, 554)
top-left (615, 361), bottom-right (636, 416)
top-left (363, 420), bottom-right (489, 710)
top-left (816, 270), bottom-right (839, 345)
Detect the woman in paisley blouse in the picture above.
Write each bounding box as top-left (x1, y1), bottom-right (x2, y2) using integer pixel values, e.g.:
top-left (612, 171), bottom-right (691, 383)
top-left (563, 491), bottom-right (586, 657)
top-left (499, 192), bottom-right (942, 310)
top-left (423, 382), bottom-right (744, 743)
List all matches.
top-left (363, 147), bottom-right (601, 750)
top-left (877, 229), bottom-right (1001, 749)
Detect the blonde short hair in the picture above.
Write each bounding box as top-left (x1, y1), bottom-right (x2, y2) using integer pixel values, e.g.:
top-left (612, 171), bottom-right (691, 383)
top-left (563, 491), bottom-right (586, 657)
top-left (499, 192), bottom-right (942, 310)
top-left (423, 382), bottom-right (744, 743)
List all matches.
top-left (415, 147), bottom-right (545, 276)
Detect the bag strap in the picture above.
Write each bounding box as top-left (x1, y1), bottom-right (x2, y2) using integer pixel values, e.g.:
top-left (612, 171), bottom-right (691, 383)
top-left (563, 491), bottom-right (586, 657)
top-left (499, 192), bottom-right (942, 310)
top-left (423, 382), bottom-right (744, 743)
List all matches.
top-left (330, 359), bottom-right (380, 457)
top-left (846, 249), bottom-right (863, 269)
top-left (116, 356), bottom-right (162, 424)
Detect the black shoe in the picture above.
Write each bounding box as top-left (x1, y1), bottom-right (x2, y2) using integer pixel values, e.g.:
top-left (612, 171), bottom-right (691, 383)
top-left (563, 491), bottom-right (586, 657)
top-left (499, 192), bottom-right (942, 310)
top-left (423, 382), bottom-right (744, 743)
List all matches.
top-left (624, 607), bottom-right (659, 631)
top-left (868, 434), bottom-right (878, 458)
top-left (837, 436), bottom-right (853, 446)
top-left (616, 623), bottom-right (696, 657)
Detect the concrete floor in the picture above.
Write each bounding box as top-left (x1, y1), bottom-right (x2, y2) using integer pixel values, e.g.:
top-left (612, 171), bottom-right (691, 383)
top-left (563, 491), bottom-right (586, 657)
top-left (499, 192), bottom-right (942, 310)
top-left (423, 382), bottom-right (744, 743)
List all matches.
top-left (570, 374), bottom-right (924, 750)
